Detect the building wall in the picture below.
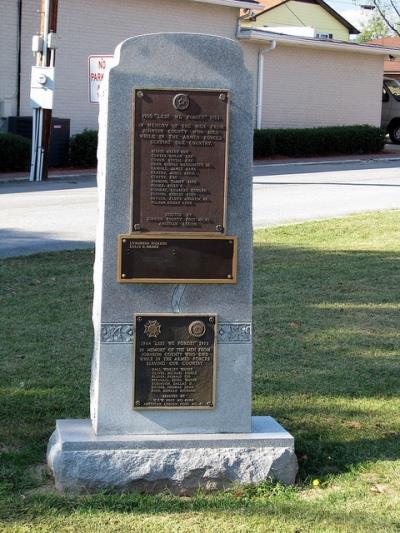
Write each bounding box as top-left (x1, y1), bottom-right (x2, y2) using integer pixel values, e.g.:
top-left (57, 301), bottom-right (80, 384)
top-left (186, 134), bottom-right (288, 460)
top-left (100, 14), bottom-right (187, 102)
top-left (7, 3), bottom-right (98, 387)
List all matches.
top-left (5, 0), bottom-right (385, 137)
top-left (18, 0), bottom-right (240, 134)
top-left (242, 2), bottom-right (350, 41)
top-left (260, 44), bottom-right (383, 128)
top-left (0, 0), bottom-right (20, 121)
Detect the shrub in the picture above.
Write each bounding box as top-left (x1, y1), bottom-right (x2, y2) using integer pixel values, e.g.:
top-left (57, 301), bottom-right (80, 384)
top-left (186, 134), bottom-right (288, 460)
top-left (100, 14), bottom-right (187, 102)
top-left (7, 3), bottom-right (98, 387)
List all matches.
top-left (69, 129), bottom-right (98, 167)
top-left (0, 133), bottom-right (31, 172)
top-left (254, 129), bottom-right (276, 157)
top-left (254, 125), bottom-right (386, 159)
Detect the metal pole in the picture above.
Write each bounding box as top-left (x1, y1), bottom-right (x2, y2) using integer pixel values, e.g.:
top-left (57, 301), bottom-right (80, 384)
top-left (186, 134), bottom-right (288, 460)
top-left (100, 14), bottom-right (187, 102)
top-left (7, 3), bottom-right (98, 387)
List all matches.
top-left (30, 0), bottom-right (58, 181)
top-left (36, 0), bottom-right (50, 181)
top-left (40, 0), bottom-right (58, 180)
top-left (29, 109), bottom-right (37, 181)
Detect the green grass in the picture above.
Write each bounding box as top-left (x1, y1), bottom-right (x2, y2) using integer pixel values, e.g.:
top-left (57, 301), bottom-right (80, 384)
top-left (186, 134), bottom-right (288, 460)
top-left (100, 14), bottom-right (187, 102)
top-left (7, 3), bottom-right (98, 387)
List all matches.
top-left (1, 211), bottom-right (399, 532)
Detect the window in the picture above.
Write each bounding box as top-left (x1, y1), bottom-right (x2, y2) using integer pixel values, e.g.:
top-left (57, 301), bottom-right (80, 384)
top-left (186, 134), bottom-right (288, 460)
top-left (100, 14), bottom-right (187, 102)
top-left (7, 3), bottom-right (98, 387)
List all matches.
top-left (382, 86), bottom-right (389, 102)
top-left (385, 79), bottom-right (400, 101)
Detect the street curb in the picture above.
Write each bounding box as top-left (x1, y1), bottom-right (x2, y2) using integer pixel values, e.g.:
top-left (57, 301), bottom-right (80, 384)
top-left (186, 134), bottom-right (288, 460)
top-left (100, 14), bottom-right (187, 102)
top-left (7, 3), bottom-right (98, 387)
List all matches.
top-left (254, 156), bottom-right (400, 168)
top-left (0, 173), bottom-right (97, 184)
top-left (1, 156), bottom-right (400, 183)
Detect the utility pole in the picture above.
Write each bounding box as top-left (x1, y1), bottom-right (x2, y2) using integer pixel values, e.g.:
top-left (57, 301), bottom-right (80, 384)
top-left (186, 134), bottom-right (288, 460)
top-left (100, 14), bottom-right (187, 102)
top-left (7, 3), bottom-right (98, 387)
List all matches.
top-left (29, 0), bottom-right (58, 181)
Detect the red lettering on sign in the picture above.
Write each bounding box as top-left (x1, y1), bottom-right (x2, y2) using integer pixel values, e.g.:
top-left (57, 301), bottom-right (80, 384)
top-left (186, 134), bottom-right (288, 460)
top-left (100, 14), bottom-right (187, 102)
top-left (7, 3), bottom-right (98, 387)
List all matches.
top-left (90, 73), bottom-right (104, 81)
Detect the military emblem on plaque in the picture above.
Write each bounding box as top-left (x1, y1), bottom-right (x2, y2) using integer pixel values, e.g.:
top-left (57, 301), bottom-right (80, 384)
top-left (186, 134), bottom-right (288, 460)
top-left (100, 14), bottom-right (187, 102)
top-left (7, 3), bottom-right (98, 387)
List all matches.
top-left (188, 320), bottom-right (206, 338)
top-left (173, 93), bottom-right (190, 111)
top-left (143, 319), bottom-right (162, 338)
top-left (133, 314), bottom-right (217, 409)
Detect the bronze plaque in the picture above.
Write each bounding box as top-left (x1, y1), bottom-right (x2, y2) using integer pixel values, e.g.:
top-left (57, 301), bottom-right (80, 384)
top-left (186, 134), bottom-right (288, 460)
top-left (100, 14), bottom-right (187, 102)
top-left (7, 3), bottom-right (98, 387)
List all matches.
top-left (118, 234), bottom-right (237, 283)
top-left (132, 88), bottom-right (229, 233)
top-left (133, 314), bottom-right (216, 409)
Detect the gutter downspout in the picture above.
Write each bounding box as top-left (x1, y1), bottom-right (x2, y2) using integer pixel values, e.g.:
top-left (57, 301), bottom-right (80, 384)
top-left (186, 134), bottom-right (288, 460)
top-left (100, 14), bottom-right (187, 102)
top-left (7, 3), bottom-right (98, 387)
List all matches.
top-left (236, 10), bottom-right (256, 35)
top-left (256, 41), bottom-right (276, 129)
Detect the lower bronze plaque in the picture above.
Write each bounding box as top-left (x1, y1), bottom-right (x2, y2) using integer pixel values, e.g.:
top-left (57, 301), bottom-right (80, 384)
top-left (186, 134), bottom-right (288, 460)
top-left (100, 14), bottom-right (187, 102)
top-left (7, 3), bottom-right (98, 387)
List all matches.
top-left (133, 314), bottom-right (216, 409)
top-left (118, 234), bottom-right (237, 283)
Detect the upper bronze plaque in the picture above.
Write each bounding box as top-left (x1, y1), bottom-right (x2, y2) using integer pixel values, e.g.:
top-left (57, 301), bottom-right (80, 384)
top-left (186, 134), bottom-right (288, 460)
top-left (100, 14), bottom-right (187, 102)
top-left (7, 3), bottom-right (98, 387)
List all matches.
top-left (132, 88), bottom-right (229, 233)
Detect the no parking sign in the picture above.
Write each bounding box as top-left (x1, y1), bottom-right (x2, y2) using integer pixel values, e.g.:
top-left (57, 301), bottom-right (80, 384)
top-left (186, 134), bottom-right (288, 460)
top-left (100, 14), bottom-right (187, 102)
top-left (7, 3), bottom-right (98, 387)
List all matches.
top-left (88, 55), bottom-right (113, 103)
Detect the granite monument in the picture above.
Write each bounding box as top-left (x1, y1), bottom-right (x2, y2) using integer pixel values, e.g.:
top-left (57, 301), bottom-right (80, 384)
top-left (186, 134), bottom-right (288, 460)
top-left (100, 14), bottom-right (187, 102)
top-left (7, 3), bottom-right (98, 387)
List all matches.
top-left (47, 32), bottom-right (298, 493)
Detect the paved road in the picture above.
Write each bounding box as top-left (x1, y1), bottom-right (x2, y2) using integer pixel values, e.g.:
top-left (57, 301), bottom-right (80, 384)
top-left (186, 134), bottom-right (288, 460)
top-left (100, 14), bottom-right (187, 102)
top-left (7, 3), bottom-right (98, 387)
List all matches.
top-left (253, 159), bottom-right (400, 228)
top-left (0, 159), bottom-right (400, 257)
top-left (0, 176), bottom-right (97, 258)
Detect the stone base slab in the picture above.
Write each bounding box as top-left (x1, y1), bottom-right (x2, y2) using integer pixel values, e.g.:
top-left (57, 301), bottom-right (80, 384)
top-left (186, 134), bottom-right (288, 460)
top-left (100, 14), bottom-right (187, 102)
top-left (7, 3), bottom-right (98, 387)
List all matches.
top-left (47, 417), bottom-right (298, 494)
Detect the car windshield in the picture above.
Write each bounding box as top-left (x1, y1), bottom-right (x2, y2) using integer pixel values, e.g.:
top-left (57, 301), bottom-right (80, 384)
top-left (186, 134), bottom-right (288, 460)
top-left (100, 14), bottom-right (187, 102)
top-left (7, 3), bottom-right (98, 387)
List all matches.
top-left (385, 79), bottom-right (400, 101)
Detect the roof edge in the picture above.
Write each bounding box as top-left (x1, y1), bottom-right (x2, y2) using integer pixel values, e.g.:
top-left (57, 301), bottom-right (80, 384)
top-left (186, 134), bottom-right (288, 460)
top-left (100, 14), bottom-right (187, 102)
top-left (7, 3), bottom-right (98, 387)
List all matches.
top-left (251, 0), bottom-right (359, 34)
top-left (190, 0), bottom-right (262, 9)
top-left (238, 28), bottom-right (400, 55)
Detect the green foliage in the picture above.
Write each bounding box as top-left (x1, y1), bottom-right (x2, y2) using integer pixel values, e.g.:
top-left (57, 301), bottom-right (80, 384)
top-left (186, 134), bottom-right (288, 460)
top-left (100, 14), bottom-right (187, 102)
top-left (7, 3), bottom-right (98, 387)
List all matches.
top-left (0, 133), bottom-right (31, 172)
top-left (357, 13), bottom-right (390, 43)
top-left (355, 0), bottom-right (400, 39)
top-left (254, 125), bottom-right (385, 158)
top-left (69, 129), bottom-right (98, 168)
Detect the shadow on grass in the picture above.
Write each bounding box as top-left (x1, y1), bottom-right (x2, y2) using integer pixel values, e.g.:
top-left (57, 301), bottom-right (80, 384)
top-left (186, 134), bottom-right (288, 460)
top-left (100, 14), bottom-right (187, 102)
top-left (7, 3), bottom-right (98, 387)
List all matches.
top-left (0, 489), bottom-right (392, 531)
top-left (253, 244), bottom-right (400, 391)
top-left (252, 243), bottom-right (400, 478)
top-left (0, 242), bottom-right (399, 513)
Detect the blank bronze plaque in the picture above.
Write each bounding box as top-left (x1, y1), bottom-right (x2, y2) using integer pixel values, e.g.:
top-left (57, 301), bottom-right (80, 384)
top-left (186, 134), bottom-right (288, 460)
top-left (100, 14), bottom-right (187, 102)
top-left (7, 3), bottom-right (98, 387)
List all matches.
top-left (118, 234), bottom-right (237, 283)
top-left (133, 314), bottom-right (217, 409)
top-left (132, 88), bottom-right (229, 233)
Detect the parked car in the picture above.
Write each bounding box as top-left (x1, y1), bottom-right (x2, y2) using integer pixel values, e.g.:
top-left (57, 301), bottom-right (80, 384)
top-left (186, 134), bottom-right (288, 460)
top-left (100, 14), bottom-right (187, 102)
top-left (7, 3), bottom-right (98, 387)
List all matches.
top-left (382, 77), bottom-right (400, 143)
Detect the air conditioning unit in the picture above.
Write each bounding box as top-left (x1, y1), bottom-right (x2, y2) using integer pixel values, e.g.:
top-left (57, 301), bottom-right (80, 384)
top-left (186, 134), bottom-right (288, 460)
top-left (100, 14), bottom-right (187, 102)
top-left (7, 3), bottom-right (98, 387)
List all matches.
top-left (316, 32), bottom-right (333, 40)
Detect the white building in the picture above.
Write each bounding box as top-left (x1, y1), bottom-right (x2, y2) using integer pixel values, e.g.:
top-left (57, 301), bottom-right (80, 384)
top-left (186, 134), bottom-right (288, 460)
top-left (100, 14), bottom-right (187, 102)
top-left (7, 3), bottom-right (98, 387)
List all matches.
top-left (0, 0), bottom-right (397, 135)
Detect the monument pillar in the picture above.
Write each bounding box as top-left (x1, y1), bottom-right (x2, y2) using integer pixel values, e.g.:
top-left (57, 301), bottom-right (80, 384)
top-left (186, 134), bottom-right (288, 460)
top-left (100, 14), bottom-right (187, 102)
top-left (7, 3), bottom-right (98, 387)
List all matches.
top-left (47, 33), bottom-right (297, 493)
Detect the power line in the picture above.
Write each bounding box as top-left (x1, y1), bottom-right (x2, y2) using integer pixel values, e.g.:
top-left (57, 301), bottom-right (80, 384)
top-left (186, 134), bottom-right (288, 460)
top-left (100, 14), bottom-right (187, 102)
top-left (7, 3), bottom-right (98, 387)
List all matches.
top-left (284, 3), bottom-right (308, 25)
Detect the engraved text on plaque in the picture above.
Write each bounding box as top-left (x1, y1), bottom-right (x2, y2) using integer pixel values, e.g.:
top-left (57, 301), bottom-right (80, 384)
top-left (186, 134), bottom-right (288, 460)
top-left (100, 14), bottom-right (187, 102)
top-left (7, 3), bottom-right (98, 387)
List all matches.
top-left (134, 314), bottom-right (216, 409)
top-left (118, 235), bottom-right (237, 283)
top-left (132, 89), bottom-right (228, 233)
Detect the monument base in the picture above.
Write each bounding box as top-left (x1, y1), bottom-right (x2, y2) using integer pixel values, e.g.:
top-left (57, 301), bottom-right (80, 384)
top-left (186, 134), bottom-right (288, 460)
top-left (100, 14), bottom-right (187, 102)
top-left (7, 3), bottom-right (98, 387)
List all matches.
top-left (47, 417), bottom-right (298, 494)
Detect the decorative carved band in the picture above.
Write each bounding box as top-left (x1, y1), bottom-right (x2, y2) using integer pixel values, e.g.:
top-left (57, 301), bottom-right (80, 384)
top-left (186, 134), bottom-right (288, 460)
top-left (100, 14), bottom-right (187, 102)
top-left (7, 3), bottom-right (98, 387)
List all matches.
top-left (100, 322), bottom-right (251, 345)
top-left (100, 324), bottom-right (134, 344)
top-left (217, 323), bottom-right (252, 344)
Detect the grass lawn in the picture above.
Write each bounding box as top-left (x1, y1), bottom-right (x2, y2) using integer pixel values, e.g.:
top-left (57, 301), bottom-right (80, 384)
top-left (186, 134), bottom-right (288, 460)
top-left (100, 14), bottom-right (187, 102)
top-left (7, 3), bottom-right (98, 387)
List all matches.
top-left (0, 210), bottom-right (399, 532)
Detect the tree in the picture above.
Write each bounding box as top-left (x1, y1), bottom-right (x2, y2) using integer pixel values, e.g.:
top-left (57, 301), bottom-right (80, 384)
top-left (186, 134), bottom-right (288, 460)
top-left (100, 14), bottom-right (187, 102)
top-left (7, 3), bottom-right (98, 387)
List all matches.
top-left (357, 0), bottom-right (400, 37)
top-left (357, 12), bottom-right (390, 42)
